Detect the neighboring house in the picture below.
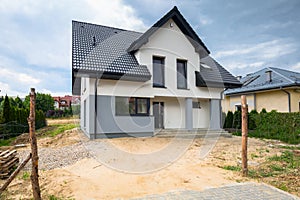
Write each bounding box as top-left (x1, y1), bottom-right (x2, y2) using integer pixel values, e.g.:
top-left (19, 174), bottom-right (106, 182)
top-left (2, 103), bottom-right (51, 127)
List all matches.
top-left (224, 67), bottom-right (300, 113)
top-left (53, 95), bottom-right (80, 110)
top-left (72, 6), bottom-right (241, 138)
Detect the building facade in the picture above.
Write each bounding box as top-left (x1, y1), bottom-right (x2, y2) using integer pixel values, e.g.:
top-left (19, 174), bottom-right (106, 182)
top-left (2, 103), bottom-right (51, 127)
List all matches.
top-left (72, 7), bottom-right (241, 138)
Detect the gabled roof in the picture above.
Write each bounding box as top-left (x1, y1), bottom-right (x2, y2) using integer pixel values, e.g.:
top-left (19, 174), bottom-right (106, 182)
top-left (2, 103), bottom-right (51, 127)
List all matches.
top-left (195, 56), bottom-right (242, 88)
top-left (127, 6), bottom-right (210, 57)
top-left (72, 21), bottom-right (151, 95)
top-left (225, 67), bottom-right (300, 95)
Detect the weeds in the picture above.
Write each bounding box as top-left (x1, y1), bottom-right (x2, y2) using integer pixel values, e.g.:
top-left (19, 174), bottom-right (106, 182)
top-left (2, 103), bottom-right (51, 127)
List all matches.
top-left (21, 171), bottom-right (30, 180)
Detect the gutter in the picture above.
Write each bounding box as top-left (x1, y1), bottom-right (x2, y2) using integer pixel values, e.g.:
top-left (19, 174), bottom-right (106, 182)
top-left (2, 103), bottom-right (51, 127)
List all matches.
top-left (280, 87), bottom-right (291, 113)
top-left (94, 76), bottom-right (99, 139)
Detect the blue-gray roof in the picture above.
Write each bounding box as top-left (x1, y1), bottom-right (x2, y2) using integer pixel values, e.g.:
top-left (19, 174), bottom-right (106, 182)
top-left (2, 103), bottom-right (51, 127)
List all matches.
top-left (72, 20), bottom-right (151, 78)
top-left (195, 56), bottom-right (242, 88)
top-left (225, 67), bottom-right (300, 95)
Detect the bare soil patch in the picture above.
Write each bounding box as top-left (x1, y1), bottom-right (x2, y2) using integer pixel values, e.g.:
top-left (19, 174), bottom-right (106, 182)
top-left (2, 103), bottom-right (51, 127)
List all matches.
top-left (0, 127), bottom-right (299, 199)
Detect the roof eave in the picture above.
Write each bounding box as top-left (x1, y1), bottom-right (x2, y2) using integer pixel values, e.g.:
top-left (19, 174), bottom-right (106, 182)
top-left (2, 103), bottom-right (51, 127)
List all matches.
top-left (73, 69), bottom-right (151, 82)
top-left (225, 83), bottom-right (300, 96)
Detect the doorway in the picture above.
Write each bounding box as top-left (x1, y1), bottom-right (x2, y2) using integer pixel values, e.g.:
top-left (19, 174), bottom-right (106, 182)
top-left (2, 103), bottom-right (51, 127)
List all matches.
top-left (153, 102), bottom-right (164, 129)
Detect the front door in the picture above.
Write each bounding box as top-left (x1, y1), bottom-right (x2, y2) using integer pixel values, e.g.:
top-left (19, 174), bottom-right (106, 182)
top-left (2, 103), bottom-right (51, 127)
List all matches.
top-left (153, 102), bottom-right (164, 129)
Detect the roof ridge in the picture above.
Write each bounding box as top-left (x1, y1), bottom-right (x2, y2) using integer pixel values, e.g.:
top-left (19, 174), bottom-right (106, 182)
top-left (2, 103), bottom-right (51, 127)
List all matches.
top-left (126, 6), bottom-right (210, 55)
top-left (72, 20), bottom-right (143, 34)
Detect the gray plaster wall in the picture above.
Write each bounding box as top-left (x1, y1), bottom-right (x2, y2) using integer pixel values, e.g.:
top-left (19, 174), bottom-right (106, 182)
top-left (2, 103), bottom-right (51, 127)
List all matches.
top-left (210, 99), bottom-right (221, 130)
top-left (185, 98), bottom-right (193, 130)
top-left (87, 95), bottom-right (154, 138)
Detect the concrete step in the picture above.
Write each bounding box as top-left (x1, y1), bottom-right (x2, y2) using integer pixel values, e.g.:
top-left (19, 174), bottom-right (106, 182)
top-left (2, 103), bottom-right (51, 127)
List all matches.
top-left (154, 129), bottom-right (232, 138)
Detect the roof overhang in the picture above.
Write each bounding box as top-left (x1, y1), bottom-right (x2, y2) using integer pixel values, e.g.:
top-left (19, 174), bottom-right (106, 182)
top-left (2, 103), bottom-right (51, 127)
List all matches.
top-left (225, 83), bottom-right (300, 96)
top-left (195, 71), bottom-right (242, 89)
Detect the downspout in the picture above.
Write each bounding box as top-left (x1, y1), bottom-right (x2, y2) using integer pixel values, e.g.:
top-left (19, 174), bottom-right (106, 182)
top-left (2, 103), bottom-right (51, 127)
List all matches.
top-left (220, 88), bottom-right (229, 129)
top-left (94, 76), bottom-right (99, 139)
top-left (280, 87), bottom-right (291, 113)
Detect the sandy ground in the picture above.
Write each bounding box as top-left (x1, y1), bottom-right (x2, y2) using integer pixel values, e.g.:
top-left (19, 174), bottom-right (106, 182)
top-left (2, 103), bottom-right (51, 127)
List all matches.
top-left (0, 130), bottom-right (295, 200)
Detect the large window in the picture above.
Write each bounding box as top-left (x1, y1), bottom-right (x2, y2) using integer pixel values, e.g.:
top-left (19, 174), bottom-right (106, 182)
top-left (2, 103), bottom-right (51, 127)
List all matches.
top-left (177, 59), bottom-right (187, 89)
top-left (153, 56), bottom-right (165, 87)
top-left (116, 97), bottom-right (150, 116)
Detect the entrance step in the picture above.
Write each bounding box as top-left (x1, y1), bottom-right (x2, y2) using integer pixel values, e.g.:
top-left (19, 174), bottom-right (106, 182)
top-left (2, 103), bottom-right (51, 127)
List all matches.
top-left (154, 129), bottom-right (232, 138)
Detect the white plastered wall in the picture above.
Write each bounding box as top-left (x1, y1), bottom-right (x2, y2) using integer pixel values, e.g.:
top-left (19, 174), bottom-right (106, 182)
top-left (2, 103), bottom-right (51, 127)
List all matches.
top-left (192, 98), bottom-right (210, 128)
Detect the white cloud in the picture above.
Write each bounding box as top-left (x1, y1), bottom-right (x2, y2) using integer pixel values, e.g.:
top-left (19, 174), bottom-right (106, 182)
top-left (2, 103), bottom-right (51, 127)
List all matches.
top-left (214, 39), bottom-right (297, 59)
top-left (291, 62), bottom-right (300, 71)
top-left (0, 0), bottom-right (146, 96)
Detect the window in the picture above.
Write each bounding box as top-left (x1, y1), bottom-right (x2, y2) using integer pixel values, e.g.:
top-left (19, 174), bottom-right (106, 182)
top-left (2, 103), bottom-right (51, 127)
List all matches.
top-left (153, 56), bottom-right (165, 87)
top-left (235, 105), bottom-right (241, 112)
top-left (116, 97), bottom-right (150, 116)
top-left (192, 101), bottom-right (201, 109)
top-left (177, 59), bottom-right (187, 89)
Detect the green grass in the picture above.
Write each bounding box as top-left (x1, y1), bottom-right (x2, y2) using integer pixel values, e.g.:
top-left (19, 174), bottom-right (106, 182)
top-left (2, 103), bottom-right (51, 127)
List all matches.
top-left (222, 165), bottom-right (241, 171)
top-left (0, 123), bottom-right (78, 146)
top-left (221, 150), bottom-right (300, 179)
top-left (48, 195), bottom-right (75, 200)
top-left (21, 171), bottom-right (30, 180)
top-left (44, 124), bottom-right (78, 137)
top-left (0, 137), bottom-right (16, 146)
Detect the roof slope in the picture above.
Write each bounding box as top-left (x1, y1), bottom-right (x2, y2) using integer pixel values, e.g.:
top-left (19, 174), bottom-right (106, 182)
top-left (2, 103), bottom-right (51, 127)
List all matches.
top-left (195, 56), bottom-right (242, 88)
top-left (127, 6), bottom-right (210, 57)
top-left (72, 21), bottom-right (151, 94)
top-left (225, 67), bottom-right (300, 95)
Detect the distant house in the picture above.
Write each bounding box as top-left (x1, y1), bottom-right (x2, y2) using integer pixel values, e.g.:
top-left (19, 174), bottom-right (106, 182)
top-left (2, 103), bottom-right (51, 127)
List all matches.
top-left (224, 67), bottom-right (300, 113)
top-left (72, 6), bottom-right (241, 138)
top-left (53, 95), bottom-right (80, 110)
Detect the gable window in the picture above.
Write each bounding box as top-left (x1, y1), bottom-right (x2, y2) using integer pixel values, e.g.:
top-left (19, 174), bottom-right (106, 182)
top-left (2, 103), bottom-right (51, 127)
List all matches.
top-left (177, 59), bottom-right (187, 89)
top-left (153, 56), bottom-right (165, 87)
top-left (116, 97), bottom-right (150, 116)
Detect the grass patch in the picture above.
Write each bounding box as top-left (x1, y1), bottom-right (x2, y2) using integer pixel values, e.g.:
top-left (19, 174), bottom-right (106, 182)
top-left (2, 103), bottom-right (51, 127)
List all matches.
top-left (37, 124), bottom-right (78, 138)
top-left (0, 137), bottom-right (16, 146)
top-left (21, 171), bottom-right (30, 180)
top-left (222, 165), bottom-right (241, 171)
top-left (48, 195), bottom-right (75, 200)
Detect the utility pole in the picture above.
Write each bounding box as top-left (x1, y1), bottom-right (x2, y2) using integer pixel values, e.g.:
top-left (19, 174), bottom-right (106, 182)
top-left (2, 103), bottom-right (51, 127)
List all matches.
top-left (241, 95), bottom-right (248, 176)
top-left (28, 88), bottom-right (41, 199)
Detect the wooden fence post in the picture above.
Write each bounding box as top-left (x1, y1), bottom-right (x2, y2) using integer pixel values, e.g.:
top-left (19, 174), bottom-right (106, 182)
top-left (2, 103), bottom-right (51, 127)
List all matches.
top-left (241, 95), bottom-right (248, 176)
top-left (28, 88), bottom-right (41, 200)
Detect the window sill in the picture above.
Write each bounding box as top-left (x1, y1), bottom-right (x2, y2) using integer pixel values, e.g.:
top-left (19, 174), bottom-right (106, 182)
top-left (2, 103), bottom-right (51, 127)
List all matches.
top-left (177, 87), bottom-right (189, 90)
top-left (153, 85), bottom-right (167, 89)
top-left (116, 114), bottom-right (150, 117)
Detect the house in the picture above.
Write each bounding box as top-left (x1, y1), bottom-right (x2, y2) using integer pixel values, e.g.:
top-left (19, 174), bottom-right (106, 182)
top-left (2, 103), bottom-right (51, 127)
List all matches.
top-left (72, 6), bottom-right (241, 138)
top-left (223, 67), bottom-right (300, 113)
top-left (53, 95), bottom-right (80, 110)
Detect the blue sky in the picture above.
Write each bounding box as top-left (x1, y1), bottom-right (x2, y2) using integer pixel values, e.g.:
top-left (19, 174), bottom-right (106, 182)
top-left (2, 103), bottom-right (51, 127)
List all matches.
top-left (0, 0), bottom-right (299, 97)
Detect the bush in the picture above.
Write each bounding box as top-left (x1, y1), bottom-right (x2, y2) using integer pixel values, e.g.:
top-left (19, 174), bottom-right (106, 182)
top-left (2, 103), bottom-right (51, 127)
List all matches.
top-left (249, 110), bottom-right (300, 144)
top-left (46, 108), bottom-right (73, 118)
top-left (233, 110), bottom-right (241, 129)
top-left (223, 111), bottom-right (233, 128)
top-left (248, 110), bottom-right (258, 130)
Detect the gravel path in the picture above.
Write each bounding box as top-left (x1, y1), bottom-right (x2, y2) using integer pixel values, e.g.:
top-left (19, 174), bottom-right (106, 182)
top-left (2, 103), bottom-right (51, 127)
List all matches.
top-left (18, 143), bottom-right (90, 170)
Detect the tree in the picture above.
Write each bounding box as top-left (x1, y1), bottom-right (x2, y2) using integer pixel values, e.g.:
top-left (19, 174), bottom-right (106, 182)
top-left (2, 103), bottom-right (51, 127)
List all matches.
top-left (24, 93), bottom-right (54, 113)
top-left (15, 96), bottom-right (24, 108)
top-left (2, 95), bottom-right (11, 123)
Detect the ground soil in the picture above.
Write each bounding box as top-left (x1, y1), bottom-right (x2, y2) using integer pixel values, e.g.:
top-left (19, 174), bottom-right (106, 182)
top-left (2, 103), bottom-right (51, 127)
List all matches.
top-left (0, 126), bottom-right (299, 199)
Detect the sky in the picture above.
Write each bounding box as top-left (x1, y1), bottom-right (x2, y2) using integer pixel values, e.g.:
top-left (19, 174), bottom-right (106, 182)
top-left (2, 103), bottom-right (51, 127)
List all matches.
top-left (0, 0), bottom-right (300, 97)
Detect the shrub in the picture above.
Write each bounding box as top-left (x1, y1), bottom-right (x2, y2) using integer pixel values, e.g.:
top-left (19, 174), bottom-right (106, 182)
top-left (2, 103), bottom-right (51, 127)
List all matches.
top-left (233, 110), bottom-right (241, 129)
top-left (223, 111), bottom-right (233, 128)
